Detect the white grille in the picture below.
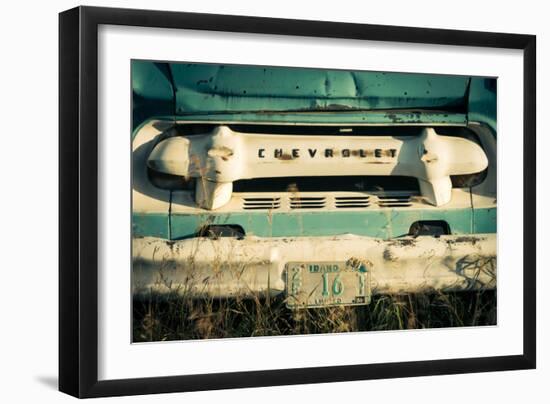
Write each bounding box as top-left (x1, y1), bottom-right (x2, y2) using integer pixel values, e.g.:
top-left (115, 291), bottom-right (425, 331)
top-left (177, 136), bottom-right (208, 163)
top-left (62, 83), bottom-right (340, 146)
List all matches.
top-left (242, 197), bottom-right (281, 210)
top-left (377, 195), bottom-right (413, 207)
top-left (335, 196), bottom-right (370, 208)
top-left (240, 192), bottom-right (417, 210)
top-left (290, 196), bottom-right (326, 209)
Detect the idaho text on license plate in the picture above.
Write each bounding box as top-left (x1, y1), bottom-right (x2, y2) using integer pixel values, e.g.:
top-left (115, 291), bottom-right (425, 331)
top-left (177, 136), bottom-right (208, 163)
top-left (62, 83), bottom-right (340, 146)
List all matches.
top-left (285, 260), bottom-right (372, 308)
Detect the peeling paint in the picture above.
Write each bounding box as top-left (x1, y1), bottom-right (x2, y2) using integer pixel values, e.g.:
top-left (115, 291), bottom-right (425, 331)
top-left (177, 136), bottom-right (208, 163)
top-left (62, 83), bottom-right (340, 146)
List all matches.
top-left (133, 234), bottom-right (497, 298)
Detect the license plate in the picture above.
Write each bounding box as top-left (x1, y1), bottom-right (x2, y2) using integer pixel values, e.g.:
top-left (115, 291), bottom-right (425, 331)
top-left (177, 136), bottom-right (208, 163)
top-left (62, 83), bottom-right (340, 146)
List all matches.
top-left (285, 260), bottom-right (371, 308)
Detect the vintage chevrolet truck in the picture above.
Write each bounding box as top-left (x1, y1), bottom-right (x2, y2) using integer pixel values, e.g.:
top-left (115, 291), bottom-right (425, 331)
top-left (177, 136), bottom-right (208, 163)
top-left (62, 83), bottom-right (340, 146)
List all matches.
top-left (132, 61), bottom-right (496, 308)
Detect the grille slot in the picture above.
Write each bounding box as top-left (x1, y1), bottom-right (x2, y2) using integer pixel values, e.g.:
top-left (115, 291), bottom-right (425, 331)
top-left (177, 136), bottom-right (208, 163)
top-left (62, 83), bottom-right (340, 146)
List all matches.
top-left (241, 193), bottom-right (417, 210)
top-left (377, 195), bottom-right (413, 207)
top-left (243, 197), bottom-right (281, 210)
top-left (335, 196), bottom-right (370, 209)
top-left (290, 196), bottom-right (326, 209)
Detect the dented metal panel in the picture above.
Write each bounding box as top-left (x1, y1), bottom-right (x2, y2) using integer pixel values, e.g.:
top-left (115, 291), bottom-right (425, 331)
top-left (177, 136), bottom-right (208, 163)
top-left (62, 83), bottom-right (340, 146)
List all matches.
top-left (131, 62), bottom-right (498, 130)
top-left (132, 234), bottom-right (496, 299)
top-left (169, 63), bottom-right (470, 115)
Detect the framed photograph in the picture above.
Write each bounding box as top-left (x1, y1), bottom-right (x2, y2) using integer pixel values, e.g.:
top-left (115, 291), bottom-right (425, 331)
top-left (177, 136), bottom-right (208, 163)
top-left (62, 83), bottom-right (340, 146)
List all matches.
top-left (59, 6), bottom-right (536, 398)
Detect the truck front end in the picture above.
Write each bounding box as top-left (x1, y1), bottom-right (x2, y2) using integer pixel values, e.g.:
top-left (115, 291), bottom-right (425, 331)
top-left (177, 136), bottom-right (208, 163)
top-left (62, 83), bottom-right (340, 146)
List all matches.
top-left (132, 61), bottom-right (496, 310)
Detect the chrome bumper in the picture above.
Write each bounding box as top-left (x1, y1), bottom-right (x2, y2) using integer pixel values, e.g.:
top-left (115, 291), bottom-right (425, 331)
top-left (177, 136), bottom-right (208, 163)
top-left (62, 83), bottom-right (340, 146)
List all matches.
top-left (132, 234), bottom-right (496, 298)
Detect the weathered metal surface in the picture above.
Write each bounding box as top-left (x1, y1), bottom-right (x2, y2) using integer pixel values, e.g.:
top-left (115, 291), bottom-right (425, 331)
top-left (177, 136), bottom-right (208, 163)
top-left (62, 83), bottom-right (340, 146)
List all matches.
top-left (470, 122), bottom-right (497, 209)
top-left (132, 234), bottom-right (496, 299)
top-left (173, 112), bottom-right (468, 126)
top-left (132, 121), bottom-right (496, 240)
top-left (468, 78), bottom-right (497, 133)
top-left (132, 61), bottom-right (174, 131)
top-left (132, 120), bottom-right (171, 222)
top-left (132, 213), bottom-right (170, 239)
top-left (130, 63), bottom-right (497, 301)
top-left (473, 207), bottom-right (498, 234)
top-left (132, 61), bottom-right (497, 130)
top-left (285, 260), bottom-right (372, 308)
top-left (169, 64), bottom-right (470, 114)
top-left (132, 62), bottom-right (496, 138)
top-left (162, 207), bottom-right (480, 240)
top-left (148, 126), bottom-right (487, 209)
top-left (131, 62), bottom-right (497, 302)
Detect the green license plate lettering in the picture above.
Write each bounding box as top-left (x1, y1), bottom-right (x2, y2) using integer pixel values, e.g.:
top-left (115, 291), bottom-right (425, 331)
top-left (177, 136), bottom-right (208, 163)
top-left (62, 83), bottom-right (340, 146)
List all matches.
top-left (285, 261), bottom-right (371, 308)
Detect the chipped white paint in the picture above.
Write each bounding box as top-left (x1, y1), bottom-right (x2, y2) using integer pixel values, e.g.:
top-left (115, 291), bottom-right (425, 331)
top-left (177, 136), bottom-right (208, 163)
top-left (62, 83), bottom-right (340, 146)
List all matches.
top-left (133, 233), bottom-right (496, 299)
top-left (147, 126), bottom-right (488, 209)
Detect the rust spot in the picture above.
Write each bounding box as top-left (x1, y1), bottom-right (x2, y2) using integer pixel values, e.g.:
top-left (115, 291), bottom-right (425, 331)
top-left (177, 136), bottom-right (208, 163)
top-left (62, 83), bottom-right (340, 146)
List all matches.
top-left (385, 113), bottom-right (404, 123)
top-left (383, 248), bottom-right (397, 262)
top-left (421, 151), bottom-right (438, 163)
top-left (453, 236), bottom-right (484, 245)
top-left (277, 153), bottom-right (293, 160)
top-left (388, 238), bottom-right (416, 247)
top-left (351, 150), bottom-right (359, 156)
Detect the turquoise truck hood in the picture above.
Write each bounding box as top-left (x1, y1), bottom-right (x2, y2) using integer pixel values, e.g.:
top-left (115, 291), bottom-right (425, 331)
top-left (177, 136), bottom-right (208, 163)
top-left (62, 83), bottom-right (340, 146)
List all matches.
top-left (132, 60), bottom-right (496, 131)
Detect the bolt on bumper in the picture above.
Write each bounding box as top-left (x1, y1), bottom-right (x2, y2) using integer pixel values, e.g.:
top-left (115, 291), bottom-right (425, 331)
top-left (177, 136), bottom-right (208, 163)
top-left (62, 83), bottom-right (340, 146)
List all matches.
top-left (132, 233), bottom-right (496, 299)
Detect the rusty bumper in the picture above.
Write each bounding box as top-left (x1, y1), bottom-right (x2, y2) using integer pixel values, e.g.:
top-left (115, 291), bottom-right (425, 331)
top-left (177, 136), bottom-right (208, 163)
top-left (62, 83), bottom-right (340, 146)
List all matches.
top-left (132, 234), bottom-right (496, 299)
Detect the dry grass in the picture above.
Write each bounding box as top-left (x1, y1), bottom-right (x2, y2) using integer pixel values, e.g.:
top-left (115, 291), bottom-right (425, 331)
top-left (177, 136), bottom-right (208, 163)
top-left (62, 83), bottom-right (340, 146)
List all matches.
top-left (135, 164), bottom-right (496, 341)
top-left (132, 289), bottom-right (496, 342)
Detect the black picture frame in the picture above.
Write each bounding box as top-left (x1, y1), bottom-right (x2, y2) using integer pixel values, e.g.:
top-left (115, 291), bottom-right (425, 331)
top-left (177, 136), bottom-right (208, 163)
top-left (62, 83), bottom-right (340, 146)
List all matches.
top-left (59, 5), bottom-right (536, 398)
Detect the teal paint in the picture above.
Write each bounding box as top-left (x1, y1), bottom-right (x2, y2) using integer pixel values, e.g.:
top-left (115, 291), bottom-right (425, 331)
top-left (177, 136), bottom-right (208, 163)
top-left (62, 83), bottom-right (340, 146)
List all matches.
top-left (468, 77), bottom-right (497, 133)
top-left (132, 61), bottom-right (476, 130)
top-left (170, 111), bottom-right (467, 125)
top-left (131, 111), bottom-right (467, 142)
top-left (132, 61), bottom-right (175, 131)
top-left (418, 209), bottom-right (474, 234)
top-left (169, 63), bottom-right (469, 115)
top-left (132, 213), bottom-right (170, 239)
top-left (473, 207), bottom-right (497, 233)
top-left (169, 208), bottom-right (476, 240)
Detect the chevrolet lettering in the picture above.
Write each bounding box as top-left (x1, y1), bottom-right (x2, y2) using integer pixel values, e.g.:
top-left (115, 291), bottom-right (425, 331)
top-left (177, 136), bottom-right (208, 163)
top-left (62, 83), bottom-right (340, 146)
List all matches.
top-left (132, 61), bottom-right (497, 313)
